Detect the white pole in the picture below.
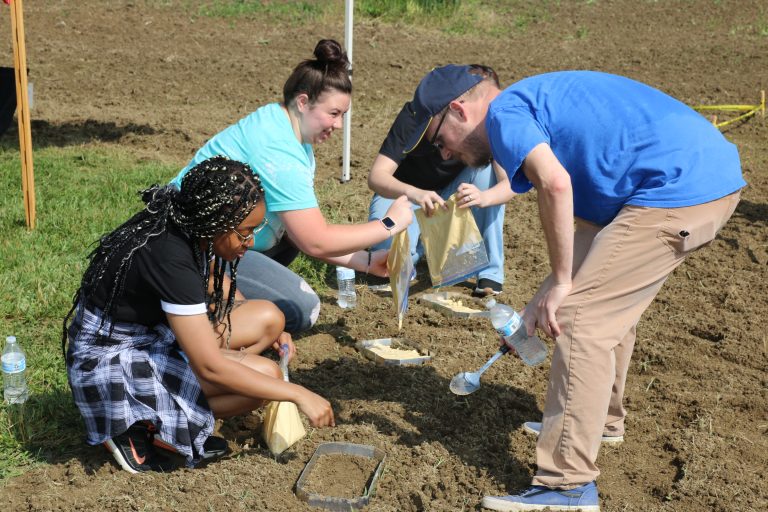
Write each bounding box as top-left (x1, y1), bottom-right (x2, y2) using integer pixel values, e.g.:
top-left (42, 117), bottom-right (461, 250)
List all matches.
top-left (342, 0), bottom-right (353, 182)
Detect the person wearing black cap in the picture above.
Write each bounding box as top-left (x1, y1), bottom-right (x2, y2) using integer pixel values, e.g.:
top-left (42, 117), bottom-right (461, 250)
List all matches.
top-left (405, 65), bottom-right (745, 511)
top-left (367, 65), bottom-right (515, 297)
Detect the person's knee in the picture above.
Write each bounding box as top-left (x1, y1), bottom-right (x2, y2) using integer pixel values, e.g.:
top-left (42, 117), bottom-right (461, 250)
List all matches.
top-left (238, 300), bottom-right (286, 342)
top-left (261, 301), bottom-right (286, 339)
top-left (282, 280), bottom-right (321, 335)
top-left (263, 359), bottom-right (282, 380)
top-left (241, 353), bottom-right (282, 381)
top-left (300, 280), bottom-right (321, 329)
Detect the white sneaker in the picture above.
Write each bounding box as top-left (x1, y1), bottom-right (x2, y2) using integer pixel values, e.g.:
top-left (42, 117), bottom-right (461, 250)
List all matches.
top-left (523, 421), bottom-right (624, 444)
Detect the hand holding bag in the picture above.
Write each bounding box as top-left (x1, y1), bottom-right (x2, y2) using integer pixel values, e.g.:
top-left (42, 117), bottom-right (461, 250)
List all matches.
top-left (415, 194), bottom-right (490, 287)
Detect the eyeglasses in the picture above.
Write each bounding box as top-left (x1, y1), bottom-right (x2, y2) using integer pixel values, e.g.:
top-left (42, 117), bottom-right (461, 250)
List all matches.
top-left (429, 109), bottom-right (448, 150)
top-left (232, 217), bottom-right (269, 244)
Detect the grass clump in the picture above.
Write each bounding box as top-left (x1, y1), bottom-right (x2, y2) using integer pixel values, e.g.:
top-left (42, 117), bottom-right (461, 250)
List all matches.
top-left (197, 0), bottom-right (323, 22)
top-left (357, 0), bottom-right (460, 20)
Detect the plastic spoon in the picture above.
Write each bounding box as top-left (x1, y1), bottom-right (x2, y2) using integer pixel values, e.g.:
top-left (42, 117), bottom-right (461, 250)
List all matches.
top-left (449, 344), bottom-right (510, 395)
top-left (279, 343), bottom-right (290, 382)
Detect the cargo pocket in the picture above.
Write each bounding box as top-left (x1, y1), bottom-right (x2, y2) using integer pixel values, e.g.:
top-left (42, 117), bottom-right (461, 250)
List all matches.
top-left (657, 217), bottom-right (719, 257)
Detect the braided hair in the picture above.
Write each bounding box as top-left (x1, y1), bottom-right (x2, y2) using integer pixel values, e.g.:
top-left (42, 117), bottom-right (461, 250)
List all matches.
top-left (62, 156), bottom-right (264, 355)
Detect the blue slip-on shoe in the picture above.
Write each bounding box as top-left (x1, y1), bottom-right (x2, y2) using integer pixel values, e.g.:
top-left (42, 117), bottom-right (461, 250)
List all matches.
top-left (523, 422), bottom-right (624, 445)
top-left (481, 482), bottom-right (600, 511)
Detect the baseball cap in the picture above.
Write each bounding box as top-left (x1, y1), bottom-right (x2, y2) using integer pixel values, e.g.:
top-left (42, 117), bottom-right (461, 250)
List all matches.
top-left (402, 64), bottom-right (484, 154)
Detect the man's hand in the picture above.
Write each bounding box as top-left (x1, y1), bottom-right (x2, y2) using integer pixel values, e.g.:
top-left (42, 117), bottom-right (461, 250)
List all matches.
top-left (524, 278), bottom-right (572, 339)
top-left (408, 189), bottom-right (446, 216)
top-left (456, 182), bottom-right (488, 208)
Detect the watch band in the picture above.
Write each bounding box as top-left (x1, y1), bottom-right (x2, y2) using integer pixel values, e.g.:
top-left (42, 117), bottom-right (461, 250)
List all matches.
top-left (380, 216), bottom-right (396, 230)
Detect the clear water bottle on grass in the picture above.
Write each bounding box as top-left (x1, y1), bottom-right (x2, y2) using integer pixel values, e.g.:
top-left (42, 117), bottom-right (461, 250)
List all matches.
top-left (2, 336), bottom-right (29, 404)
top-left (487, 300), bottom-right (548, 366)
top-left (336, 266), bottom-right (357, 309)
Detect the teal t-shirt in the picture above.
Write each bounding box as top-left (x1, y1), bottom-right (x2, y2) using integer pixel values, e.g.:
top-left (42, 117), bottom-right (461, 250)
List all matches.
top-left (487, 71), bottom-right (745, 226)
top-left (171, 103), bottom-right (317, 251)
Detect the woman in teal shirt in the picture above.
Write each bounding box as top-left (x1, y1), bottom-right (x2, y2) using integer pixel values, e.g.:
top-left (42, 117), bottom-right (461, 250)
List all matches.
top-left (173, 39), bottom-right (412, 334)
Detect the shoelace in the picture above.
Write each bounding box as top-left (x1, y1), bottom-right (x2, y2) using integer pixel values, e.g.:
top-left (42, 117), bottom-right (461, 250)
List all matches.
top-left (520, 486), bottom-right (583, 499)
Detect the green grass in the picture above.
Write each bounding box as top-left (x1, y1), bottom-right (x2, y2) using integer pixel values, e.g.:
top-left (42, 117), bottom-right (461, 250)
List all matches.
top-left (0, 147), bottom-right (177, 478)
top-left (197, 0), bottom-right (324, 22)
top-left (0, 145), bottom-right (341, 480)
top-left (757, 18), bottom-right (768, 37)
top-left (357, 0), bottom-right (460, 20)
top-left (188, 0), bottom-right (558, 37)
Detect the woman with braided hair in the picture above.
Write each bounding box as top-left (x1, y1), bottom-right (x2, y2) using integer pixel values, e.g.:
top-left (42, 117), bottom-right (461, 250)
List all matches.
top-left (64, 156), bottom-right (334, 474)
top-left (172, 38), bottom-right (413, 335)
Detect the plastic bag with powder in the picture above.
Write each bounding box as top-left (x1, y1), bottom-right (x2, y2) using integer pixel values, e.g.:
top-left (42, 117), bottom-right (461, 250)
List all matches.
top-left (415, 194), bottom-right (489, 287)
top-left (261, 345), bottom-right (306, 454)
top-left (387, 229), bottom-right (414, 329)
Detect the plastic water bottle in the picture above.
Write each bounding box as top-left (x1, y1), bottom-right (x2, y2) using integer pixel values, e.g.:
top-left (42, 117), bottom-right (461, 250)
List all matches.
top-left (336, 266), bottom-right (357, 309)
top-left (2, 336), bottom-right (29, 404)
top-left (487, 300), bottom-right (548, 366)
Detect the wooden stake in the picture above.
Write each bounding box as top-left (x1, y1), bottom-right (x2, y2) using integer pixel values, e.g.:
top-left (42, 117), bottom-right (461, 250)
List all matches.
top-left (9, 0), bottom-right (36, 229)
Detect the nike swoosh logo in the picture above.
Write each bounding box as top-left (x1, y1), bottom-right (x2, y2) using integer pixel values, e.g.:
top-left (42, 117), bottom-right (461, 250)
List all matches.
top-left (129, 437), bottom-right (147, 465)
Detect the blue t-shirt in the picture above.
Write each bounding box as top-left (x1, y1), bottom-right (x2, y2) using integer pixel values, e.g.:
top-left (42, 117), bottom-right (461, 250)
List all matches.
top-left (171, 103), bottom-right (317, 251)
top-left (487, 71), bottom-right (745, 226)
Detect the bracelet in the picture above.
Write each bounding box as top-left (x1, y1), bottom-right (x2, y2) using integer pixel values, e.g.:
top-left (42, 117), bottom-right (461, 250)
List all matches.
top-left (366, 249), bottom-right (372, 274)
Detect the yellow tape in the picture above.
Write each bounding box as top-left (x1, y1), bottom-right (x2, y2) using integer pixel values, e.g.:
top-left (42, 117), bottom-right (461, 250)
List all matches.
top-left (713, 107), bottom-right (760, 129)
top-left (693, 104), bottom-right (758, 111)
top-left (690, 90), bottom-right (765, 129)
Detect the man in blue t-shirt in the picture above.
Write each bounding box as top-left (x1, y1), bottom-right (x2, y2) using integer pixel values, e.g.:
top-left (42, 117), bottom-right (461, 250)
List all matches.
top-left (403, 65), bottom-right (745, 511)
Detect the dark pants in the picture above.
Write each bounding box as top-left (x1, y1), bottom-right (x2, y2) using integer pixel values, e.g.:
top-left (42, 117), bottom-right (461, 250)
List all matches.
top-left (0, 67), bottom-right (17, 138)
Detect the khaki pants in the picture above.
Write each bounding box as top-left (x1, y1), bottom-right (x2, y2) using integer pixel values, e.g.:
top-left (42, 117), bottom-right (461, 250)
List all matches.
top-left (533, 192), bottom-right (741, 488)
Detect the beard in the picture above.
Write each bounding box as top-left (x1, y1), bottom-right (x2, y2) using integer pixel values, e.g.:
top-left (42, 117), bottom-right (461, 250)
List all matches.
top-left (459, 128), bottom-right (492, 168)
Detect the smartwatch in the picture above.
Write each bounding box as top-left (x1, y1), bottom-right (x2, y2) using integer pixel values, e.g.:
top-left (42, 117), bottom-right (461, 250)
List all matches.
top-left (380, 216), bottom-right (396, 231)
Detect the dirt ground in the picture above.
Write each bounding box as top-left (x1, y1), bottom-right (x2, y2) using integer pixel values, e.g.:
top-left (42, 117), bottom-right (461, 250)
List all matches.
top-left (1, 1), bottom-right (767, 511)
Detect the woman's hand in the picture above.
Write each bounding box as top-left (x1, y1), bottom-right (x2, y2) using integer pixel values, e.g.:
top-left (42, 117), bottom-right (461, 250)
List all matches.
top-left (295, 388), bottom-right (335, 427)
top-left (272, 332), bottom-right (295, 362)
top-left (366, 249), bottom-right (390, 277)
top-left (383, 195), bottom-right (414, 232)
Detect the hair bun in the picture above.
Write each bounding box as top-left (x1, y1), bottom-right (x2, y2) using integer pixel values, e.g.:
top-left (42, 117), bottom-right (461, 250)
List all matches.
top-left (313, 39), bottom-right (349, 68)
top-left (141, 184), bottom-right (176, 212)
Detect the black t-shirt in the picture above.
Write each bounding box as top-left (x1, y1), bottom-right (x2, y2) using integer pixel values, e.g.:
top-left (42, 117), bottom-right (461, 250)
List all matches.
top-left (88, 224), bottom-right (207, 326)
top-left (378, 102), bottom-right (466, 192)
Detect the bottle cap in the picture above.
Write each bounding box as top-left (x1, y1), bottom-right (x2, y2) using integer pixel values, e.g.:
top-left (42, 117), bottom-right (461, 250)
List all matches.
top-left (336, 266), bottom-right (355, 279)
top-left (6, 336), bottom-right (16, 343)
top-left (485, 298), bottom-right (497, 310)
